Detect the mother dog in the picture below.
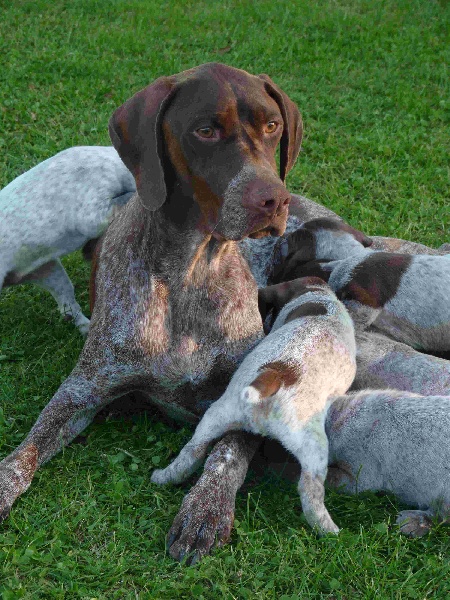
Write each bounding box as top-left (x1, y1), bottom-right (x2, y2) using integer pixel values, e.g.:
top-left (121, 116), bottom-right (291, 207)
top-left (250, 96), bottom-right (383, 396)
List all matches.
top-left (0, 63), bottom-right (311, 564)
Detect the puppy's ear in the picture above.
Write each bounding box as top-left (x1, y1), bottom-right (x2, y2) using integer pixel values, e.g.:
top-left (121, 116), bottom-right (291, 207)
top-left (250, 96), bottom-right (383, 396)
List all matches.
top-left (294, 260), bottom-right (333, 282)
top-left (345, 224), bottom-right (373, 248)
top-left (109, 76), bottom-right (177, 211)
top-left (258, 74), bottom-right (303, 182)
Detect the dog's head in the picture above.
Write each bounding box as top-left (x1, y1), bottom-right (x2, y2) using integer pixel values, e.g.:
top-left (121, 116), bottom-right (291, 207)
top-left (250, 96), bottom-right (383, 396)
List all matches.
top-left (109, 63), bottom-right (302, 240)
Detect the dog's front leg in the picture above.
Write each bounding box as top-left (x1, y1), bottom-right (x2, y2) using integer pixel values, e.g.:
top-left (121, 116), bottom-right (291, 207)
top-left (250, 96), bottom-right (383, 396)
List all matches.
top-left (0, 364), bottom-right (134, 521)
top-left (167, 431), bottom-right (261, 565)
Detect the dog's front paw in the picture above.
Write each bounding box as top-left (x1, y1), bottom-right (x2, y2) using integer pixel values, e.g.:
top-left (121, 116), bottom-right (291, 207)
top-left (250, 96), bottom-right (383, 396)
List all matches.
top-left (396, 510), bottom-right (433, 537)
top-left (167, 477), bottom-right (235, 565)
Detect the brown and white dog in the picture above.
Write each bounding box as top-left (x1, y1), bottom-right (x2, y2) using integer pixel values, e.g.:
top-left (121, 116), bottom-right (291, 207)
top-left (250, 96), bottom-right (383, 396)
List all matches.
top-left (271, 217), bottom-right (450, 351)
top-left (0, 63), bottom-right (306, 565)
top-left (151, 277), bottom-right (357, 536)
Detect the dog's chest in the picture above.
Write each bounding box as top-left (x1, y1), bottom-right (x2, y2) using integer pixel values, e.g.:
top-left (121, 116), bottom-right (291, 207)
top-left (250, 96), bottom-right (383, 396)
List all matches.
top-left (106, 246), bottom-right (264, 414)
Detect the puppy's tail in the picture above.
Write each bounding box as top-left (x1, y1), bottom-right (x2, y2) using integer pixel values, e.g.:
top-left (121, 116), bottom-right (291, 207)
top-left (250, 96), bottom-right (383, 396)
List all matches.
top-left (240, 361), bottom-right (298, 405)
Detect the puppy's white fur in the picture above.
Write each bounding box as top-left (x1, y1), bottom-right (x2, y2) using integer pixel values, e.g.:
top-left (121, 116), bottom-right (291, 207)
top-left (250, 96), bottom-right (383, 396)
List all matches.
top-left (0, 146), bottom-right (135, 334)
top-left (152, 279), bottom-right (356, 534)
top-left (326, 389), bottom-right (450, 536)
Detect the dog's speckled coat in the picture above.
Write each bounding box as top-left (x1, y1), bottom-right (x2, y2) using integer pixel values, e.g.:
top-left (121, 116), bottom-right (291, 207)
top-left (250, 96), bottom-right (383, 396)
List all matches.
top-left (0, 63), bottom-right (307, 565)
top-left (326, 389), bottom-right (450, 536)
top-left (272, 218), bottom-right (450, 351)
top-left (0, 146), bottom-right (135, 333)
top-left (152, 278), bottom-right (357, 535)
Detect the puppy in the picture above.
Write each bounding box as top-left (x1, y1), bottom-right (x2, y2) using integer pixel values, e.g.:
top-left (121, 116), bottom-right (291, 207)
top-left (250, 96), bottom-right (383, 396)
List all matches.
top-left (326, 389), bottom-right (450, 537)
top-left (0, 146), bottom-right (135, 334)
top-left (352, 328), bottom-right (450, 396)
top-left (272, 217), bottom-right (450, 351)
top-left (151, 277), bottom-right (357, 535)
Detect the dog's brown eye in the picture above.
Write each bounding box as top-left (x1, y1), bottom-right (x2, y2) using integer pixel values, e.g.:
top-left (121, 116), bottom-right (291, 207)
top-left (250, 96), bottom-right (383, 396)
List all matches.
top-left (265, 121), bottom-right (278, 134)
top-left (196, 127), bottom-right (215, 139)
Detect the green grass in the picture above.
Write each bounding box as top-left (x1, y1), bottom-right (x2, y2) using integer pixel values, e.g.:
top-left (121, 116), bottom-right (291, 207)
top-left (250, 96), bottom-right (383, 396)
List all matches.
top-left (0, 0), bottom-right (449, 597)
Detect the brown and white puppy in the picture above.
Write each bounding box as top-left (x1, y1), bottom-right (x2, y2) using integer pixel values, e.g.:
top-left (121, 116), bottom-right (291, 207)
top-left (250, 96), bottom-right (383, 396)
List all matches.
top-left (271, 218), bottom-right (450, 351)
top-left (326, 389), bottom-right (450, 537)
top-left (151, 277), bottom-right (357, 535)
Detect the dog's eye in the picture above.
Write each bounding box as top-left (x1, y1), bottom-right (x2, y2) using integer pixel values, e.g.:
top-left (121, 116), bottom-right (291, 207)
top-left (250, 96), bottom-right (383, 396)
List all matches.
top-left (196, 127), bottom-right (215, 139)
top-left (265, 121), bottom-right (278, 134)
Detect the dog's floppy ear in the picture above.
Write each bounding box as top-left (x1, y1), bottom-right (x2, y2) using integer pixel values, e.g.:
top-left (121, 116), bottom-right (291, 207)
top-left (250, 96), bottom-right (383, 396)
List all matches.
top-left (258, 74), bottom-right (303, 182)
top-left (109, 76), bottom-right (177, 210)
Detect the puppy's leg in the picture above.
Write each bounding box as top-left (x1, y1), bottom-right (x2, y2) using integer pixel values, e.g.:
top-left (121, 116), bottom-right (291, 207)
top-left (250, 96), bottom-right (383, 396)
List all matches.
top-left (167, 432), bottom-right (261, 565)
top-left (288, 420), bottom-right (339, 534)
top-left (33, 259), bottom-right (90, 335)
top-left (396, 510), bottom-right (434, 537)
top-left (151, 396), bottom-right (242, 485)
top-left (0, 355), bottom-right (145, 521)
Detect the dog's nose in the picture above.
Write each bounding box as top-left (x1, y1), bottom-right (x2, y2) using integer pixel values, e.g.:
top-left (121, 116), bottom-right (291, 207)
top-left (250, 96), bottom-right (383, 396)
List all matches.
top-left (243, 184), bottom-right (291, 217)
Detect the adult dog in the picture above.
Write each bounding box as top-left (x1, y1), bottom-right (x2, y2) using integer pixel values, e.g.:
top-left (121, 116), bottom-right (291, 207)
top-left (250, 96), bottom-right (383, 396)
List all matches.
top-left (0, 63), bottom-right (308, 565)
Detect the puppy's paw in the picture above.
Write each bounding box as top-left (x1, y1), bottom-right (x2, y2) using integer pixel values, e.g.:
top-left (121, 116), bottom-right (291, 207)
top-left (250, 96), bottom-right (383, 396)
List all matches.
top-left (77, 318), bottom-right (90, 337)
top-left (396, 510), bottom-right (433, 537)
top-left (167, 477), bottom-right (235, 565)
top-left (150, 468), bottom-right (172, 485)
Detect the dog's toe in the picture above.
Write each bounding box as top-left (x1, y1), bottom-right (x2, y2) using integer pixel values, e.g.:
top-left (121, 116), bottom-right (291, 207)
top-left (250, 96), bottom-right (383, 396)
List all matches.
top-left (396, 510), bottom-right (433, 537)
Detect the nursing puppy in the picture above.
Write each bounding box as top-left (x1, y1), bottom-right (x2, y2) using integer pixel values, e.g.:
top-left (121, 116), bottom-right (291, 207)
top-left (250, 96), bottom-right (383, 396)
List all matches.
top-left (0, 146), bottom-right (135, 334)
top-left (352, 328), bottom-right (450, 396)
top-left (152, 277), bottom-right (357, 535)
top-left (326, 389), bottom-right (450, 537)
top-left (272, 218), bottom-right (450, 351)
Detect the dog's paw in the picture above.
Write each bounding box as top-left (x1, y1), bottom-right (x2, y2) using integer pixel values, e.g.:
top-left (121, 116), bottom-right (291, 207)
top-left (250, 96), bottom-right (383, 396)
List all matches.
top-left (167, 478), bottom-right (235, 565)
top-left (396, 510), bottom-right (433, 537)
top-left (150, 468), bottom-right (171, 485)
top-left (77, 317), bottom-right (90, 337)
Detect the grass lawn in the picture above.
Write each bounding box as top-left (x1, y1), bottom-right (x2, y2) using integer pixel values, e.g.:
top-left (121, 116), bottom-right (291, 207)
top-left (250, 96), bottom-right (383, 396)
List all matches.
top-left (0, 0), bottom-right (449, 597)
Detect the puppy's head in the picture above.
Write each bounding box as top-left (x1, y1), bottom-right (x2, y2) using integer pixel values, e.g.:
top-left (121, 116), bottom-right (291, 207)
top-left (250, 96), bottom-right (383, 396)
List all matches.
top-left (258, 276), bottom-right (329, 332)
top-left (269, 218), bottom-right (372, 283)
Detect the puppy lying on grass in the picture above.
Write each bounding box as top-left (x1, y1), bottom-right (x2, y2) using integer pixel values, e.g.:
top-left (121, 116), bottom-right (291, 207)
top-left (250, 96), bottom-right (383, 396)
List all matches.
top-left (272, 218), bottom-right (450, 351)
top-left (152, 277), bottom-right (356, 535)
top-left (326, 389), bottom-right (450, 537)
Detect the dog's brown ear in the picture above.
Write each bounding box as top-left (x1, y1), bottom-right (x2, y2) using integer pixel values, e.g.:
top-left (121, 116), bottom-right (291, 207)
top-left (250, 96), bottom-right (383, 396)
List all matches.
top-left (258, 74), bottom-right (303, 182)
top-left (109, 76), bottom-right (177, 210)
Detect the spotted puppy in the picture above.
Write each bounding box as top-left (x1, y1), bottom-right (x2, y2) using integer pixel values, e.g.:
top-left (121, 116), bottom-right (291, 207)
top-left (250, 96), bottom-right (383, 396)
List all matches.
top-left (271, 217), bottom-right (450, 351)
top-left (0, 146), bottom-right (135, 334)
top-left (326, 389), bottom-right (450, 537)
top-left (152, 277), bottom-right (357, 535)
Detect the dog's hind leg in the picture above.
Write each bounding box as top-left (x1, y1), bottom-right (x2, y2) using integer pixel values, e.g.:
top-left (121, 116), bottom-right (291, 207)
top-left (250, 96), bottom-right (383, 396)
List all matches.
top-left (151, 396), bottom-right (243, 485)
top-left (31, 259), bottom-right (90, 335)
top-left (284, 417), bottom-right (339, 535)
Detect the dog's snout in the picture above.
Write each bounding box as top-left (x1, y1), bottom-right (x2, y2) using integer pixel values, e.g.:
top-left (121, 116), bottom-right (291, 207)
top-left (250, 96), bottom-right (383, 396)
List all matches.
top-left (244, 187), bottom-right (291, 217)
